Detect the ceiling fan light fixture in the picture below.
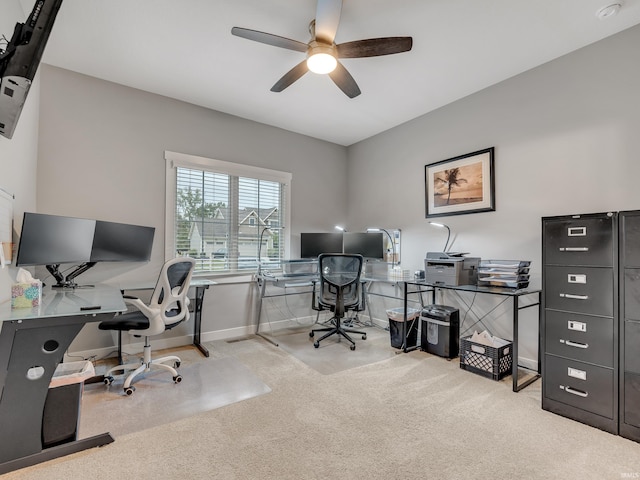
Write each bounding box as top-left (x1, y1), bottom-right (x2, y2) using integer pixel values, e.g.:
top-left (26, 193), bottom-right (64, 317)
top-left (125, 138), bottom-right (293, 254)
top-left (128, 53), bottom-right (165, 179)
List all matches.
top-left (306, 43), bottom-right (337, 74)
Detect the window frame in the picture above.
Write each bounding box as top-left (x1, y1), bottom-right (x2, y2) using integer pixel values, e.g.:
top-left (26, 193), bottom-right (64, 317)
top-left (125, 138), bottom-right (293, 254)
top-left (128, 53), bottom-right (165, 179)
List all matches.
top-left (165, 151), bottom-right (291, 276)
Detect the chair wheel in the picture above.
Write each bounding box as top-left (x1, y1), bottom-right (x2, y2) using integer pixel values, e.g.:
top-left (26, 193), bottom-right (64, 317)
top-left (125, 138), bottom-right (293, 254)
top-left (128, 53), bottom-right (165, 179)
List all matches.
top-left (124, 386), bottom-right (135, 396)
top-left (174, 361), bottom-right (181, 368)
top-left (103, 375), bottom-right (114, 386)
top-left (350, 344), bottom-right (356, 351)
top-left (314, 341), bottom-right (319, 348)
top-left (174, 375), bottom-right (183, 383)
top-left (309, 331), bottom-right (314, 338)
top-left (362, 334), bottom-right (367, 340)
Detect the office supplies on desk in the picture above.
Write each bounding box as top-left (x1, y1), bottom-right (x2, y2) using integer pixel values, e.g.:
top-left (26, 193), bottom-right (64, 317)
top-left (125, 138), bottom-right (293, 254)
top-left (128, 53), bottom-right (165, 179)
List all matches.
top-left (424, 252), bottom-right (480, 286)
top-left (477, 260), bottom-right (531, 288)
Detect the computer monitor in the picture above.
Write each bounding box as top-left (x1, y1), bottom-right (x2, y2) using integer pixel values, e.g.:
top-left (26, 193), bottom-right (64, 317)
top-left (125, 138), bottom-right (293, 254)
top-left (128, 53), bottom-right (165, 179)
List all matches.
top-left (16, 212), bottom-right (96, 287)
top-left (343, 232), bottom-right (384, 259)
top-left (300, 232), bottom-right (343, 258)
top-left (91, 220), bottom-right (155, 262)
top-left (16, 212), bottom-right (95, 267)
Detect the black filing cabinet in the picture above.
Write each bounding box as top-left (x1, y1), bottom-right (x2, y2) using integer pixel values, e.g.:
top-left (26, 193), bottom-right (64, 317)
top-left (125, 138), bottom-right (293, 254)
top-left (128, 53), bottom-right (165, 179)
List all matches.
top-left (620, 210), bottom-right (640, 442)
top-left (541, 212), bottom-right (618, 434)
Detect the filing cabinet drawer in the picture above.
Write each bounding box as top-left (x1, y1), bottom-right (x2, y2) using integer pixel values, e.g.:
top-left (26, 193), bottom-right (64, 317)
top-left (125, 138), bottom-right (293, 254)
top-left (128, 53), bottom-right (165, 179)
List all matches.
top-left (624, 269), bottom-right (640, 322)
top-left (624, 320), bottom-right (640, 374)
top-left (543, 214), bottom-right (614, 267)
top-left (623, 372), bottom-right (640, 429)
top-left (544, 354), bottom-right (614, 419)
top-left (621, 213), bottom-right (640, 267)
top-left (544, 266), bottom-right (614, 317)
top-left (545, 310), bottom-right (614, 367)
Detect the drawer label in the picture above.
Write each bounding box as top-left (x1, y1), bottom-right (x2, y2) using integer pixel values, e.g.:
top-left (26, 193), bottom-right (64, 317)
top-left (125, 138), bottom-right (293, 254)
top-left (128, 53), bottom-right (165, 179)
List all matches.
top-left (567, 226), bottom-right (587, 237)
top-left (568, 320), bottom-right (587, 332)
top-left (568, 274), bottom-right (587, 284)
top-left (567, 367), bottom-right (587, 381)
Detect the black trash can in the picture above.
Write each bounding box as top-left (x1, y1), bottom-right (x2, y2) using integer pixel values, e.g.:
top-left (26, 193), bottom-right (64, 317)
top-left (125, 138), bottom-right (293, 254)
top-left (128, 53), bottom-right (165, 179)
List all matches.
top-left (421, 305), bottom-right (460, 358)
top-left (387, 307), bottom-right (420, 349)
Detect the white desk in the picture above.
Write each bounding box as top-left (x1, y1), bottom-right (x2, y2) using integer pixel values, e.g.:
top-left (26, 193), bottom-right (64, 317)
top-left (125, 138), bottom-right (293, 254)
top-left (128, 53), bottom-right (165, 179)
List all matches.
top-left (0, 284), bottom-right (126, 474)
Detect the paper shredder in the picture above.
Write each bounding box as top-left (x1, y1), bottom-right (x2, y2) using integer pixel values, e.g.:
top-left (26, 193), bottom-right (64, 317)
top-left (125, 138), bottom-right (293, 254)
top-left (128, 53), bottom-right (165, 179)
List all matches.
top-left (420, 305), bottom-right (460, 358)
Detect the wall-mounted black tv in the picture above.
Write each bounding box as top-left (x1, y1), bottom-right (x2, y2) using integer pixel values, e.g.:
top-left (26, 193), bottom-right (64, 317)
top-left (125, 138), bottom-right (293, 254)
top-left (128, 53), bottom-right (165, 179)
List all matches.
top-left (300, 232), bottom-right (343, 258)
top-left (0, 0), bottom-right (63, 139)
top-left (343, 232), bottom-right (384, 259)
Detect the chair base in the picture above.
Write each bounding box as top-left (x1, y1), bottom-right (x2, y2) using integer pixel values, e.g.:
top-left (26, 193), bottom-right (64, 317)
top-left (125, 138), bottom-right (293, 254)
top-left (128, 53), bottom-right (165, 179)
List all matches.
top-left (310, 317), bottom-right (367, 350)
top-left (103, 338), bottom-right (183, 395)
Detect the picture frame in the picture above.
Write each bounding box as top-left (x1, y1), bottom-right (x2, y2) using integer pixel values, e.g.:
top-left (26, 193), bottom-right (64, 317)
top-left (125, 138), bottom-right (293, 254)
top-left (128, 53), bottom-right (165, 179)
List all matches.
top-left (425, 147), bottom-right (495, 218)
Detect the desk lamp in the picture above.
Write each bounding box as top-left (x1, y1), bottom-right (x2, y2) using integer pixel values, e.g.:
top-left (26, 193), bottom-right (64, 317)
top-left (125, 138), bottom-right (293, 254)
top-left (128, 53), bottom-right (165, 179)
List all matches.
top-left (367, 228), bottom-right (396, 267)
top-left (428, 222), bottom-right (451, 253)
top-left (258, 226), bottom-right (283, 274)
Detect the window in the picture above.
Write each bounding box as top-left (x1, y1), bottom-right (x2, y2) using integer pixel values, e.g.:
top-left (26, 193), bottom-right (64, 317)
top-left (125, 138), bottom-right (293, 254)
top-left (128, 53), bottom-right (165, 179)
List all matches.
top-left (165, 151), bottom-right (291, 274)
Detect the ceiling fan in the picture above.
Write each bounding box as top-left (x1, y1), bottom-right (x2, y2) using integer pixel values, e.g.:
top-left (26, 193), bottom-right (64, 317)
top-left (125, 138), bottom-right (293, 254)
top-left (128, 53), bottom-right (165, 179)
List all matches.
top-left (231, 0), bottom-right (413, 98)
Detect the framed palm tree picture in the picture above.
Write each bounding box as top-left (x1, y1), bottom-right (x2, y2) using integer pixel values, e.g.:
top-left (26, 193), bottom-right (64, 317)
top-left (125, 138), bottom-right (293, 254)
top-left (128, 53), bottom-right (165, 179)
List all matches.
top-left (425, 147), bottom-right (495, 218)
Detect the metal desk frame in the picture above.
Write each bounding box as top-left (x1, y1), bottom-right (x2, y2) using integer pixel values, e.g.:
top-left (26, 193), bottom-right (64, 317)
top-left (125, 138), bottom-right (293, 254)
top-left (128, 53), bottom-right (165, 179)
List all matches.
top-left (0, 285), bottom-right (126, 474)
top-left (254, 273), bottom-right (316, 347)
top-left (418, 281), bottom-right (541, 392)
top-left (118, 278), bottom-right (216, 359)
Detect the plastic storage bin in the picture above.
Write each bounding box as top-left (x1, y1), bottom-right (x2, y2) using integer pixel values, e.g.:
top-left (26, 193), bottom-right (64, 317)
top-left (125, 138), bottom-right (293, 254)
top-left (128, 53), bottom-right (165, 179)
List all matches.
top-left (387, 307), bottom-right (420, 349)
top-left (420, 305), bottom-right (460, 358)
top-left (459, 336), bottom-right (512, 380)
top-left (42, 361), bottom-right (95, 448)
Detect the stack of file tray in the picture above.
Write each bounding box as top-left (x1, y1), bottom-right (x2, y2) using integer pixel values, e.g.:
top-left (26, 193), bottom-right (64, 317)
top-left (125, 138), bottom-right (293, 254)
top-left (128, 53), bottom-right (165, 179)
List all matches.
top-left (477, 260), bottom-right (530, 288)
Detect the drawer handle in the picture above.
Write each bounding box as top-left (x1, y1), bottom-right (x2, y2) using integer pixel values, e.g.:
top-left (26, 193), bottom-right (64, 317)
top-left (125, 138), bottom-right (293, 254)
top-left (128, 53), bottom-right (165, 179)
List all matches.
top-left (561, 339), bottom-right (589, 349)
top-left (564, 386), bottom-right (588, 398)
top-left (559, 247), bottom-right (589, 252)
top-left (560, 293), bottom-right (589, 300)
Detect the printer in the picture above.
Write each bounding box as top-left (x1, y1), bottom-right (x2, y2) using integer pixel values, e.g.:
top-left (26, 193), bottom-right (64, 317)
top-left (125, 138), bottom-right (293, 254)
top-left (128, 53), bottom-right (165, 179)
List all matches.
top-left (424, 252), bottom-right (480, 286)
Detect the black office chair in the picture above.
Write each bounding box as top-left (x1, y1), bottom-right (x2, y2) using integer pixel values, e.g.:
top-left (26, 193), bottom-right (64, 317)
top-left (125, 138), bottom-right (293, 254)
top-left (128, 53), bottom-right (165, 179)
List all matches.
top-left (99, 257), bottom-right (195, 395)
top-left (309, 253), bottom-right (367, 350)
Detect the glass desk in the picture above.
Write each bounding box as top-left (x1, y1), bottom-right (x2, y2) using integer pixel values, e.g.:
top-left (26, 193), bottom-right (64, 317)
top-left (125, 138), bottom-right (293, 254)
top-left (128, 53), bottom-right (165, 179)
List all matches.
top-left (363, 276), bottom-right (541, 392)
top-left (0, 284), bottom-right (126, 474)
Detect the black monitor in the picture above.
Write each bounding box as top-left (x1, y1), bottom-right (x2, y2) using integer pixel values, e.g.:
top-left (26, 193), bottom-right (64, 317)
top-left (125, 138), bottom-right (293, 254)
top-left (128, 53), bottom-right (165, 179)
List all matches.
top-left (343, 232), bottom-right (384, 259)
top-left (300, 232), bottom-right (343, 258)
top-left (91, 221), bottom-right (155, 262)
top-left (16, 212), bottom-right (96, 287)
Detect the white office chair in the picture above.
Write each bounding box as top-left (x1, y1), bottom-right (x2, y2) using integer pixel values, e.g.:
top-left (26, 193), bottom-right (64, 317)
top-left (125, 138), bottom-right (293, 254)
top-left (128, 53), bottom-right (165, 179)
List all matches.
top-left (99, 257), bottom-right (195, 395)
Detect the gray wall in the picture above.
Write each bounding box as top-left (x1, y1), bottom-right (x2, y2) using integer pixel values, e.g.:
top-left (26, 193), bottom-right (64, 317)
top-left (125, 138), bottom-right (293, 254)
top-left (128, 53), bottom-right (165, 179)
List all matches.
top-left (36, 65), bottom-right (348, 353)
top-left (0, 0), bottom-right (39, 303)
top-left (346, 24), bottom-right (640, 363)
top-left (8, 20), bottom-right (640, 362)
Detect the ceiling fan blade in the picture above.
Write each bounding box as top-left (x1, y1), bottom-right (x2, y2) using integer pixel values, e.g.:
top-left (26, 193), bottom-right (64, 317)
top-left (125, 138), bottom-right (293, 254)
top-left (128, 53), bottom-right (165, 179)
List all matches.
top-left (231, 27), bottom-right (308, 52)
top-left (315, 0), bottom-right (342, 44)
top-left (328, 61), bottom-right (361, 98)
top-left (271, 60), bottom-right (309, 92)
top-left (337, 37), bottom-right (413, 58)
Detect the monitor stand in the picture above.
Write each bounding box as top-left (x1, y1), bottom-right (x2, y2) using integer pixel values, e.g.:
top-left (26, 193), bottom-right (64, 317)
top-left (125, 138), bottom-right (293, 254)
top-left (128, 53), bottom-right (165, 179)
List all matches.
top-left (46, 263), bottom-right (96, 289)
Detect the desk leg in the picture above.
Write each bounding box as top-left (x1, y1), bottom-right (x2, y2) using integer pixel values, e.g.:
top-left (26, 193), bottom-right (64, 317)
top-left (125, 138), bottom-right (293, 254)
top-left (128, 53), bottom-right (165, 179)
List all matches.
top-left (192, 285), bottom-right (210, 357)
top-left (0, 313), bottom-right (116, 474)
top-left (255, 279), bottom-right (279, 347)
top-left (512, 294), bottom-right (542, 392)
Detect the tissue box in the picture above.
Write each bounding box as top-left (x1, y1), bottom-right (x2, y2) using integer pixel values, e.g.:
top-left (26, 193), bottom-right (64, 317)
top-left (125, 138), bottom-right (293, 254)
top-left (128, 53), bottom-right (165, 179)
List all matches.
top-left (11, 281), bottom-right (42, 309)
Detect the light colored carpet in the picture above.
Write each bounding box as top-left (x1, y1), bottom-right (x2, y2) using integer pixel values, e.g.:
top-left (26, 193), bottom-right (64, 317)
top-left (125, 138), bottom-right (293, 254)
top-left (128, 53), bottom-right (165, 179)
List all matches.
top-left (4, 337), bottom-right (640, 480)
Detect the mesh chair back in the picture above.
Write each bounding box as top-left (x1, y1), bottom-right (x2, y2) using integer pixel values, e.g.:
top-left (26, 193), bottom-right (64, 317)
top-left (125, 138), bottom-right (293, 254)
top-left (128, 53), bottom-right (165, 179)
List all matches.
top-left (150, 257), bottom-right (196, 327)
top-left (318, 254), bottom-right (363, 315)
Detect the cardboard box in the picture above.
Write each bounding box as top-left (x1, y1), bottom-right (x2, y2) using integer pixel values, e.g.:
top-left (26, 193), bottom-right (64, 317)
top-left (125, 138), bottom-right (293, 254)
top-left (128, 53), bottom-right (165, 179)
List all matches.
top-left (11, 281), bottom-right (42, 308)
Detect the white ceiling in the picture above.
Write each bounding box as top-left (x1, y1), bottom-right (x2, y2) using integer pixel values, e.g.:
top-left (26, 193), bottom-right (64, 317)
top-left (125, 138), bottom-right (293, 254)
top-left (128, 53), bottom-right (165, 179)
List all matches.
top-left (20, 0), bottom-right (640, 146)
